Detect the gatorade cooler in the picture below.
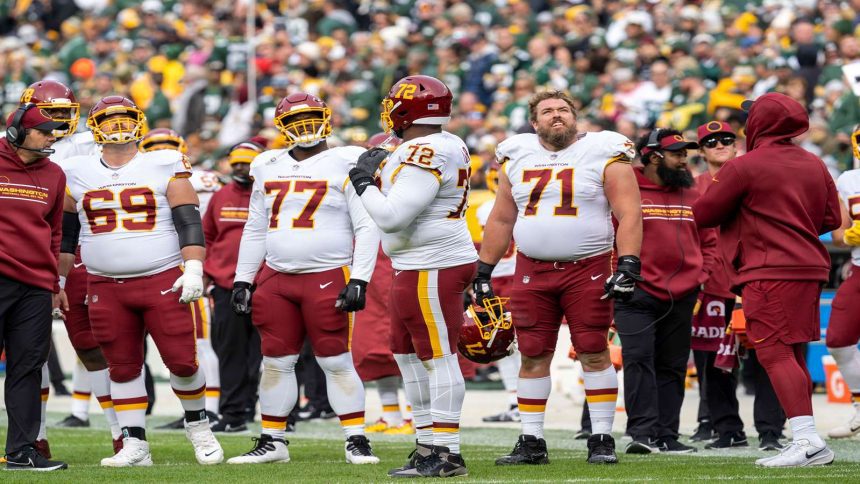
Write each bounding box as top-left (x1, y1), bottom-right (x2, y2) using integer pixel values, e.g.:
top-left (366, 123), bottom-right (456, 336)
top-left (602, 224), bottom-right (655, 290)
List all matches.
top-left (823, 355), bottom-right (852, 404)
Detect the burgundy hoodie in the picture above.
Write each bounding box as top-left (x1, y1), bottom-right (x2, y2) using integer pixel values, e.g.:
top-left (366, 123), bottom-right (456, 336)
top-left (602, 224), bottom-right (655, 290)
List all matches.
top-left (0, 138), bottom-right (66, 292)
top-left (695, 173), bottom-right (734, 299)
top-left (634, 167), bottom-right (715, 301)
top-left (202, 181), bottom-right (252, 289)
top-left (693, 93), bottom-right (841, 289)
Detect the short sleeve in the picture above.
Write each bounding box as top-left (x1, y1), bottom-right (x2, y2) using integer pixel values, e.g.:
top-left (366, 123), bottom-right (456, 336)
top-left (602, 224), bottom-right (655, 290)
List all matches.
top-left (400, 140), bottom-right (447, 173)
top-left (173, 153), bottom-right (192, 179)
top-left (601, 131), bottom-right (636, 164)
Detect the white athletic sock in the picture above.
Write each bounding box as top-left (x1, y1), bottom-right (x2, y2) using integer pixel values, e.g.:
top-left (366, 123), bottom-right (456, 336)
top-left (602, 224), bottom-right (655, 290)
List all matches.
top-left (259, 355), bottom-right (298, 441)
top-left (316, 352), bottom-right (367, 438)
top-left (377, 375), bottom-right (403, 425)
top-left (789, 415), bottom-right (825, 447)
top-left (518, 375), bottom-right (551, 439)
top-left (196, 338), bottom-right (220, 415)
top-left (426, 354), bottom-right (465, 454)
top-left (112, 373), bottom-right (148, 433)
top-left (395, 353), bottom-right (432, 445)
top-left (830, 345), bottom-right (860, 400)
top-left (582, 366), bottom-right (618, 435)
top-left (89, 368), bottom-right (121, 439)
top-left (38, 364), bottom-right (49, 440)
top-left (71, 359), bottom-right (92, 421)
top-left (170, 370), bottom-right (206, 416)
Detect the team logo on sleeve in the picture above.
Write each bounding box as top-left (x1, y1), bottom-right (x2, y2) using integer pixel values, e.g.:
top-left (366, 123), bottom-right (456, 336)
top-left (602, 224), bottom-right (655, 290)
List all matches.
top-left (181, 154), bottom-right (193, 171)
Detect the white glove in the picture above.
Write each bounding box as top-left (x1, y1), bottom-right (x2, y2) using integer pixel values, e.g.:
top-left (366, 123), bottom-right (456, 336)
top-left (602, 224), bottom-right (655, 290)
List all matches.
top-left (172, 259), bottom-right (204, 303)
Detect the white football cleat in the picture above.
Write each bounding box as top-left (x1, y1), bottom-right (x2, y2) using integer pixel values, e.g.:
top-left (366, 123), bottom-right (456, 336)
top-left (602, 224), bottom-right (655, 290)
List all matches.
top-left (755, 439), bottom-right (834, 467)
top-left (100, 437), bottom-right (152, 467)
top-left (827, 405), bottom-right (860, 439)
top-left (227, 435), bottom-right (291, 464)
top-left (185, 418), bottom-right (224, 465)
top-left (345, 435), bottom-right (380, 464)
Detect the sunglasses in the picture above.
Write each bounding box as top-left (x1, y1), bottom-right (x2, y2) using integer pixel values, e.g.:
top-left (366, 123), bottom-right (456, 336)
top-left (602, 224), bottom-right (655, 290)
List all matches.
top-left (702, 136), bottom-right (735, 149)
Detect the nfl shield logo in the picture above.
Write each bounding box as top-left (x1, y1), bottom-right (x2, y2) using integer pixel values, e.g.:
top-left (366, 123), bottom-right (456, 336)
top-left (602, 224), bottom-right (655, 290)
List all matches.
top-left (522, 276), bottom-right (530, 284)
top-left (92, 295), bottom-right (98, 303)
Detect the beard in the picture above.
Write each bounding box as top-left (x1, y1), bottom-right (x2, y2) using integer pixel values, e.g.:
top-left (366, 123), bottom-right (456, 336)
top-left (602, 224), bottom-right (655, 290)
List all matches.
top-left (536, 121), bottom-right (577, 150)
top-left (657, 162), bottom-right (694, 188)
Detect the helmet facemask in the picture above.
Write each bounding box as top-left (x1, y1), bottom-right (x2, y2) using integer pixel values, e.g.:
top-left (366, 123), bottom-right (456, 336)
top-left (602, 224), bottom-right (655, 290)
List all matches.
top-left (468, 297), bottom-right (512, 347)
top-left (40, 103), bottom-right (80, 138)
top-left (275, 107), bottom-right (332, 150)
top-left (88, 108), bottom-right (145, 145)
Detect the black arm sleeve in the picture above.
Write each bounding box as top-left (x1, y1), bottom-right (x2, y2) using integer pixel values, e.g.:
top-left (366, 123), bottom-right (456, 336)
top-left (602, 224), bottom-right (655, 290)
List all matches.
top-left (61, 211), bottom-right (80, 254)
top-left (171, 204), bottom-right (205, 248)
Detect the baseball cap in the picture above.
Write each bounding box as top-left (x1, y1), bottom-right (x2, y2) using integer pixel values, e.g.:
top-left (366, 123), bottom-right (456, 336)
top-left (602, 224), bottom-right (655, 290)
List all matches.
top-left (641, 133), bottom-right (699, 155)
top-left (697, 121), bottom-right (735, 142)
top-left (7, 106), bottom-right (69, 133)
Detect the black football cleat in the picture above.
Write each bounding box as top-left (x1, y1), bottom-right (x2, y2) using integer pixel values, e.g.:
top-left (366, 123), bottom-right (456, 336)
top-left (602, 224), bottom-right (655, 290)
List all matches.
top-left (587, 433), bottom-right (618, 464)
top-left (690, 421), bottom-right (717, 442)
top-left (704, 431), bottom-right (748, 449)
top-left (495, 434), bottom-right (549, 465)
top-left (388, 442), bottom-right (434, 477)
top-left (55, 415), bottom-right (90, 428)
top-left (415, 447), bottom-right (468, 478)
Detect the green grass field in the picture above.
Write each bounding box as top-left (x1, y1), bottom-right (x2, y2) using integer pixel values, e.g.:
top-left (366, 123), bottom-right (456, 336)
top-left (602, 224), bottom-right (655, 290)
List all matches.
top-left (3, 414), bottom-right (860, 482)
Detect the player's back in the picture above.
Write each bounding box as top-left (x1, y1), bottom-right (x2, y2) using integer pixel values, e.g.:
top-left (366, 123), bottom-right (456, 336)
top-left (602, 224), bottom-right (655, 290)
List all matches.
top-left (377, 131), bottom-right (477, 270)
top-left (250, 145), bottom-right (366, 273)
top-left (190, 169), bottom-right (222, 213)
top-left (65, 149), bottom-right (190, 277)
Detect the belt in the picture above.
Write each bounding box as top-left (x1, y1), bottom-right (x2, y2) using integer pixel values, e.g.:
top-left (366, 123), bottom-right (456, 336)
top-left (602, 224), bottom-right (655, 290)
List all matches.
top-left (519, 251), bottom-right (612, 271)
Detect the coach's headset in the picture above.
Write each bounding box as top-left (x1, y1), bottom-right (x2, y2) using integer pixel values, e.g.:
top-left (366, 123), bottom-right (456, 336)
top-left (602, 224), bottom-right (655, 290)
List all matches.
top-left (7, 103), bottom-right (57, 156)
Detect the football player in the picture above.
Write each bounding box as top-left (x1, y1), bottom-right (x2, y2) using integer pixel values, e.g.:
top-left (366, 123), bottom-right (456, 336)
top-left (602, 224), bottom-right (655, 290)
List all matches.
top-left (19, 80), bottom-right (122, 455)
top-left (349, 75), bottom-right (478, 478)
top-left (827, 124), bottom-right (860, 439)
top-left (475, 90), bottom-right (642, 465)
top-left (475, 160), bottom-right (522, 424)
top-left (229, 93), bottom-right (380, 465)
top-left (58, 96), bottom-right (222, 467)
top-left (140, 128), bottom-right (222, 426)
top-left (350, 133), bottom-right (414, 435)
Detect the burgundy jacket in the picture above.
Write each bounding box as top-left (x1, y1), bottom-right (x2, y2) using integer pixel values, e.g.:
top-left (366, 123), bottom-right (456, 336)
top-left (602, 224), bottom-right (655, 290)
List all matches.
top-left (695, 172), bottom-right (734, 299)
top-left (635, 167), bottom-right (715, 301)
top-left (202, 181), bottom-right (252, 289)
top-left (693, 93), bottom-right (841, 289)
top-left (0, 138), bottom-right (66, 292)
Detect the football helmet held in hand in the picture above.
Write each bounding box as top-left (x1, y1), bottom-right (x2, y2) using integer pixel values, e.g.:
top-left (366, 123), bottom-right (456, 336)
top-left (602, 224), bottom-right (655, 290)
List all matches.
top-left (458, 296), bottom-right (515, 364)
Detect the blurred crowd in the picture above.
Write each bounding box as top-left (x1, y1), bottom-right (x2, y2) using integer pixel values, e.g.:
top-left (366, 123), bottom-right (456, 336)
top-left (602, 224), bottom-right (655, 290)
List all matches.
top-left (2, 0), bottom-right (860, 178)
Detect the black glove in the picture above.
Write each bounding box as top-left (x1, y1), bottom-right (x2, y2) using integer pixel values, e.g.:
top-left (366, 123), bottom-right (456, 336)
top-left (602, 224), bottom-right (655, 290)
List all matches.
top-left (349, 147), bottom-right (388, 196)
top-left (603, 255), bottom-right (643, 302)
top-left (471, 261), bottom-right (496, 307)
top-left (231, 281), bottom-right (254, 315)
top-left (335, 279), bottom-right (368, 312)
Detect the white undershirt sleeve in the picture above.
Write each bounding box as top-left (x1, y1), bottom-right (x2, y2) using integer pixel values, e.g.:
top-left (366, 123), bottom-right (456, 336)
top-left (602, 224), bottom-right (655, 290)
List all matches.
top-left (345, 183), bottom-right (380, 282)
top-left (234, 182), bottom-right (268, 283)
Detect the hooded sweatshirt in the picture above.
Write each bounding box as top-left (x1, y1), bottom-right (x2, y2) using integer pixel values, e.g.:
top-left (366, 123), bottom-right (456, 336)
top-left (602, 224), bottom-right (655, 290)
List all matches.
top-left (0, 138), bottom-right (66, 292)
top-left (202, 181), bottom-right (252, 289)
top-left (634, 166), bottom-right (715, 301)
top-left (693, 93), bottom-right (841, 289)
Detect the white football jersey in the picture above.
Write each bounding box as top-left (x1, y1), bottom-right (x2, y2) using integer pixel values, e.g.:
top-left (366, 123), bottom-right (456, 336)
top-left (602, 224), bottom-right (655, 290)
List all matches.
top-left (837, 169), bottom-right (860, 266)
top-left (65, 150), bottom-right (192, 277)
top-left (475, 199), bottom-right (516, 278)
top-left (498, 131), bottom-right (635, 261)
top-left (50, 131), bottom-right (99, 163)
top-left (234, 146), bottom-right (378, 281)
top-left (189, 169), bottom-right (222, 214)
top-left (376, 131), bottom-right (478, 270)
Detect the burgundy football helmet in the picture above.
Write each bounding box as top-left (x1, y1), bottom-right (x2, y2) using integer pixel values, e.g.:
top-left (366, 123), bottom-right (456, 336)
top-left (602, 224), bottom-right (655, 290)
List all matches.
top-left (139, 128), bottom-right (187, 153)
top-left (380, 75), bottom-right (452, 135)
top-left (365, 132), bottom-right (402, 152)
top-left (274, 92), bottom-right (332, 150)
top-left (87, 96), bottom-right (146, 144)
top-left (20, 80), bottom-right (80, 137)
top-left (458, 297), bottom-right (515, 364)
